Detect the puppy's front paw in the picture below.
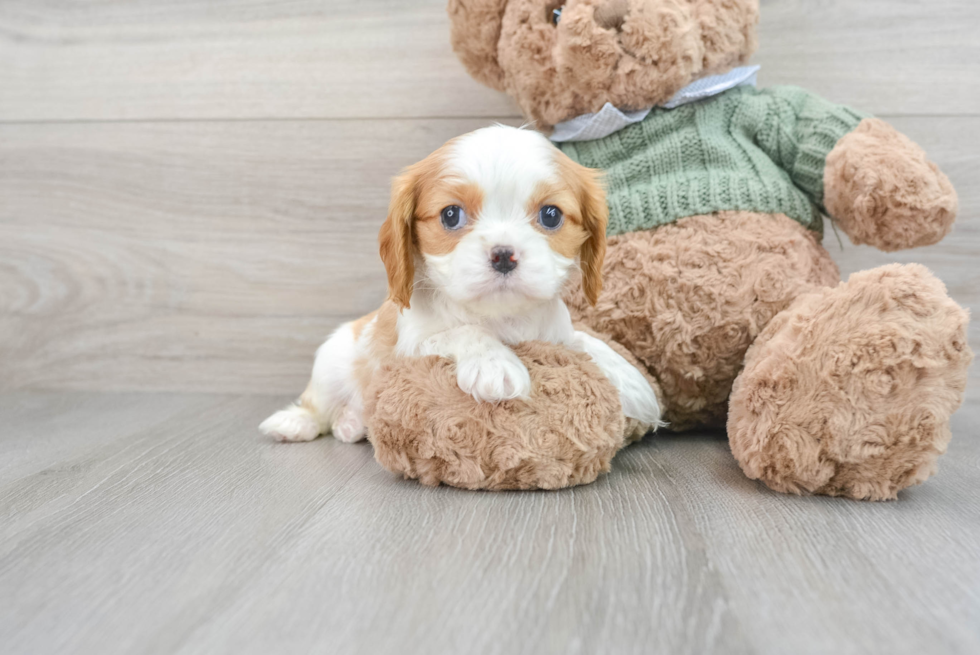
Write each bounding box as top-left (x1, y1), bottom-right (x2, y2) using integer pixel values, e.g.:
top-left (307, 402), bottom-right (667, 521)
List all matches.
top-left (456, 349), bottom-right (531, 403)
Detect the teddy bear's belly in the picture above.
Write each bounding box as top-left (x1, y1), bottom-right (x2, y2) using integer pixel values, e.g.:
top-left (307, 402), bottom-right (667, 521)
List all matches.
top-left (566, 211), bottom-right (840, 431)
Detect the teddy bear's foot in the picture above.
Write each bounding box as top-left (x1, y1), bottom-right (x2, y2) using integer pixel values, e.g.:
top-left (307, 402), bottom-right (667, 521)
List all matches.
top-left (728, 264), bottom-right (972, 500)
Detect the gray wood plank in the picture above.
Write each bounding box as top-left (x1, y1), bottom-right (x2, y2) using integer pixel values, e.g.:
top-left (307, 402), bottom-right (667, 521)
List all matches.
top-left (0, 0), bottom-right (519, 122)
top-left (1, 116), bottom-right (976, 394)
top-left (756, 0), bottom-right (980, 116)
top-left (0, 392), bottom-right (214, 481)
top-left (0, 391), bottom-right (977, 654)
top-left (0, 393), bottom-right (375, 654)
top-left (1, 0), bottom-right (977, 122)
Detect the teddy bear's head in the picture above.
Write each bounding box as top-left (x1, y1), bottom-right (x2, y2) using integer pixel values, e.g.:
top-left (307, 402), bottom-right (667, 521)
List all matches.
top-left (449, 0), bottom-right (759, 128)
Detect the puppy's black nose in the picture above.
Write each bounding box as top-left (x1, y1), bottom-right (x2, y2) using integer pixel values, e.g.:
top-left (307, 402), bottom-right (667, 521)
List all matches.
top-left (490, 246), bottom-right (517, 274)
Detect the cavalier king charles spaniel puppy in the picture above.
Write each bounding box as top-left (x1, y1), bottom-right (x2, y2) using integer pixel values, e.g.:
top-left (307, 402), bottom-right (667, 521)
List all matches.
top-left (261, 125), bottom-right (661, 443)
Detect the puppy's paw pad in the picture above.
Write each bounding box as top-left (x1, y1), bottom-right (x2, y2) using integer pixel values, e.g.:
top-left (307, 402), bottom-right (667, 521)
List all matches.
top-left (456, 350), bottom-right (531, 403)
top-left (331, 407), bottom-right (367, 443)
top-left (260, 409), bottom-right (321, 442)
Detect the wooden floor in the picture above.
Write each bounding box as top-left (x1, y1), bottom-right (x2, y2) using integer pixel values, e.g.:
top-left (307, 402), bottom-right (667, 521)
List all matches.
top-left (1, 1), bottom-right (979, 653)
top-left (2, 391), bottom-right (979, 655)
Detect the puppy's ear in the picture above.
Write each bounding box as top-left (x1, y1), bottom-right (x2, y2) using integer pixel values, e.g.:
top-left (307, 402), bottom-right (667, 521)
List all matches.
top-left (378, 170), bottom-right (418, 310)
top-left (574, 165), bottom-right (609, 307)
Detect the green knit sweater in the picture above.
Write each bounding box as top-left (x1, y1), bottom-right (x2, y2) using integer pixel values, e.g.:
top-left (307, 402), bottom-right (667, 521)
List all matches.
top-left (558, 85), bottom-right (868, 236)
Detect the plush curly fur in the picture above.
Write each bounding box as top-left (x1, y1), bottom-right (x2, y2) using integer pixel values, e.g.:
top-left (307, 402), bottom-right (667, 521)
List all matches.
top-left (825, 118), bottom-right (958, 252)
top-left (728, 264), bottom-right (972, 500)
top-left (366, 341), bottom-right (629, 490)
top-left (451, 0), bottom-right (758, 128)
top-left (566, 212), bottom-right (841, 430)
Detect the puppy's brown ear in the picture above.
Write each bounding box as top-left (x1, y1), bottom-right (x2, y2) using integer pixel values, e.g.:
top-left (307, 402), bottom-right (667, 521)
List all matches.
top-left (378, 170), bottom-right (417, 309)
top-left (447, 0), bottom-right (508, 91)
top-left (575, 165), bottom-right (609, 307)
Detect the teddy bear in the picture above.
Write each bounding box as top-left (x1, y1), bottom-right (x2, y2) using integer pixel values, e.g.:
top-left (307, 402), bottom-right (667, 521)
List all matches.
top-left (366, 0), bottom-right (972, 500)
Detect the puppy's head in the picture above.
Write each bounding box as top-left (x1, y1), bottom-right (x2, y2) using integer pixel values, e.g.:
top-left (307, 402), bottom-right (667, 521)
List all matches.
top-left (379, 125), bottom-right (607, 314)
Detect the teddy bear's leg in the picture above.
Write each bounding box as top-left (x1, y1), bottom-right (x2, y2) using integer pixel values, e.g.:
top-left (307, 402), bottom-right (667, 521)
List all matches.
top-left (728, 264), bottom-right (972, 500)
top-left (566, 212), bottom-right (841, 431)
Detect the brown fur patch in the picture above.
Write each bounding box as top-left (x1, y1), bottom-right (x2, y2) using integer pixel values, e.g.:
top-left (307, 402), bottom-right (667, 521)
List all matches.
top-left (378, 172), bottom-right (418, 309)
top-left (525, 179), bottom-right (585, 259)
top-left (415, 180), bottom-right (484, 256)
top-left (554, 151), bottom-right (608, 306)
top-left (351, 301), bottom-right (400, 398)
top-left (370, 301), bottom-right (399, 354)
top-left (350, 311), bottom-right (378, 341)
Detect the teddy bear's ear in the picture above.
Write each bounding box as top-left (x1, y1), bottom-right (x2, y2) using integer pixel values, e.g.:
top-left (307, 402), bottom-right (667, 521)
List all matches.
top-left (696, 0), bottom-right (760, 74)
top-left (448, 0), bottom-right (508, 91)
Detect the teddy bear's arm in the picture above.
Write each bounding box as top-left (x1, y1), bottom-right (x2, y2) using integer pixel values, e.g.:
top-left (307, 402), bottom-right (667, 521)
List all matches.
top-left (752, 86), bottom-right (957, 252)
top-left (823, 118), bottom-right (957, 252)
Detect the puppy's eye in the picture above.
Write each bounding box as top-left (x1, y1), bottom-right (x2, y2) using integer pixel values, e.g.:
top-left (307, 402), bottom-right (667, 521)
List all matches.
top-left (538, 205), bottom-right (563, 230)
top-left (440, 205), bottom-right (467, 230)
top-left (551, 6), bottom-right (563, 25)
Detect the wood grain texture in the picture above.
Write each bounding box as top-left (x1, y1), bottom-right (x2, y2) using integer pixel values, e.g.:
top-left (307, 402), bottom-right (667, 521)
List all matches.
top-left (0, 0), bottom-right (519, 121)
top-left (1, 116), bottom-right (976, 394)
top-left (755, 0), bottom-right (980, 116)
top-left (1, 0), bottom-right (978, 122)
top-left (0, 391), bottom-right (977, 654)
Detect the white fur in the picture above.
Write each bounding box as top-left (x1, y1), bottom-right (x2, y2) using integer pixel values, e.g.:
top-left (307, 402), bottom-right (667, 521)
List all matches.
top-left (260, 322), bottom-right (368, 443)
top-left (417, 324), bottom-right (533, 401)
top-left (258, 406), bottom-right (320, 443)
top-left (573, 331), bottom-right (664, 431)
top-left (260, 125), bottom-right (662, 443)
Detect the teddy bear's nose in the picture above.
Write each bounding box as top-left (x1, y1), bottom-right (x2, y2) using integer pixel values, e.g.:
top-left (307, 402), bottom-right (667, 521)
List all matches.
top-left (595, 0), bottom-right (629, 31)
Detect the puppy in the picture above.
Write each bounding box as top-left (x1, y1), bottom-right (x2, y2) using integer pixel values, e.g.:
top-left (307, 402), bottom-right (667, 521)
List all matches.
top-left (260, 125), bottom-right (661, 444)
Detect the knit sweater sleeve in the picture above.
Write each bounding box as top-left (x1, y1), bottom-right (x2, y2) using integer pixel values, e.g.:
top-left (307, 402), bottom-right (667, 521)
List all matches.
top-left (747, 86), bottom-right (868, 213)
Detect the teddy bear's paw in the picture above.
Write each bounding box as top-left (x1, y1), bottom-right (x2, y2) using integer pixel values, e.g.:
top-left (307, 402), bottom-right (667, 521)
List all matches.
top-left (728, 264), bottom-right (972, 500)
top-left (455, 347), bottom-right (532, 403)
top-left (825, 118), bottom-right (958, 252)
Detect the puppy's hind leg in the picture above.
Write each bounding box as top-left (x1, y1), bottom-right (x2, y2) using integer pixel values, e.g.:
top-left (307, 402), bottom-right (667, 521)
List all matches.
top-left (259, 385), bottom-right (328, 443)
top-left (573, 331), bottom-right (664, 432)
top-left (260, 323), bottom-right (360, 443)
